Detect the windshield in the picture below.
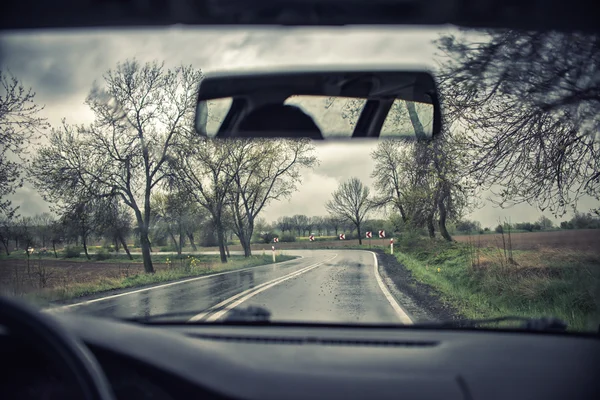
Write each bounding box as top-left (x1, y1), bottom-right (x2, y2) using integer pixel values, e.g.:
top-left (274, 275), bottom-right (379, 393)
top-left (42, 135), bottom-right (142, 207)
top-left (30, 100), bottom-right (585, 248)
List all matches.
top-left (0, 27), bottom-right (598, 332)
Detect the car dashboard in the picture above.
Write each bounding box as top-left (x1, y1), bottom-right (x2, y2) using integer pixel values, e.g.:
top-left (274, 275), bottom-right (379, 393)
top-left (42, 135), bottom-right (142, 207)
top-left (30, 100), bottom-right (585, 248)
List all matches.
top-left (1, 315), bottom-right (599, 400)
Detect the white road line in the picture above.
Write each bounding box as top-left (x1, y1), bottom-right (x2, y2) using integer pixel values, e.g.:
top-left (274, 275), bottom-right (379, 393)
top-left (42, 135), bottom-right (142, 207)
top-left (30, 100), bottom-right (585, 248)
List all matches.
top-left (190, 254), bottom-right (338, 322)
top-left (371, 251), bottom-right (413, 324)
top-left (43, 256), bottom-right (305, 313)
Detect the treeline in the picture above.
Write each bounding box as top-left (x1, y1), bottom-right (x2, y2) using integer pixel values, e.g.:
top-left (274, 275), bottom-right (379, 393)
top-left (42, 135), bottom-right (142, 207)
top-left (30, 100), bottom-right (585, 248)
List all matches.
top-left (448, 212), bottom-right (600, 235)
top-left (253, 216), bottom-right (392, 243)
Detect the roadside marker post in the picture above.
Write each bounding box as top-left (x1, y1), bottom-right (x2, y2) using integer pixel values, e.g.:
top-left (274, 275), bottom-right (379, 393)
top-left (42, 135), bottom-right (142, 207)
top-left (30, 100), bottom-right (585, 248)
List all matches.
top-left (366, 231), bottom-right (372, 248)
top-left (390, 238), bottom-right (394, 255)
top-left (272, 245), bottom-right (276, 262)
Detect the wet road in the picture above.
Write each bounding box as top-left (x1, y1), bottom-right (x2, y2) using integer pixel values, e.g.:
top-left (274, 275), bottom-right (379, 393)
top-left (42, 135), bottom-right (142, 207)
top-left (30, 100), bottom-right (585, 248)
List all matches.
top-left (48, 250), bottom-right (411, 324)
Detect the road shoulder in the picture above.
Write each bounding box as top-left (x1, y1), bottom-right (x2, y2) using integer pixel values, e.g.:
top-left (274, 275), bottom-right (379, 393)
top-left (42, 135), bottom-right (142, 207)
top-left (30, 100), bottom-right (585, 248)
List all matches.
top-left (374, 250), bottom-right (462, 322)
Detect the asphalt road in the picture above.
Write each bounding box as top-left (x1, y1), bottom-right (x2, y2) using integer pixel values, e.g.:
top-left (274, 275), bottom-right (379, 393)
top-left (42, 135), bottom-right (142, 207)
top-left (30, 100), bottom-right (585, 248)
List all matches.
top-left (47, 250), bottom-right (412, 324)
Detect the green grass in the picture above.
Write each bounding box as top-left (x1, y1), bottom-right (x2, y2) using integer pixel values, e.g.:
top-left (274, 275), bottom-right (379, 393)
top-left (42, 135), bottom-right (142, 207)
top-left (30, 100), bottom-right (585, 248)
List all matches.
top-left (392, 234), bottom-right (600, 332)
top-left (23, 254), bottom-right (296, 307)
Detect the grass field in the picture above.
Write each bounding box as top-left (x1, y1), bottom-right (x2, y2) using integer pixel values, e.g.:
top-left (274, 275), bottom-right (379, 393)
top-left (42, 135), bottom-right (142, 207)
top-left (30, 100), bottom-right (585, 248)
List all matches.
top-left (453, 229), bottom-right (600, 252)
top-left (389, 232), bottom-right (600, 331)
top-left (0, 253), bottom-right (295, 306)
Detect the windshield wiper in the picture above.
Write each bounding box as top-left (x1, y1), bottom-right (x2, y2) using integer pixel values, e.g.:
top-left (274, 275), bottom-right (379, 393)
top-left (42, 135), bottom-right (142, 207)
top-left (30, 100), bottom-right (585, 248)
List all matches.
top-left (222, 305), bottom-right (271, 322)
top-left (412, 316), bottom-right (568, 332)
top-left (123, 305), bottom-right (272, 324)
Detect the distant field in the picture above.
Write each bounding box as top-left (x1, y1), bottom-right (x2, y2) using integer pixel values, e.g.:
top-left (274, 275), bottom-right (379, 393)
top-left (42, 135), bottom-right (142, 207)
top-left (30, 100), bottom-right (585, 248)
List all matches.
top-left (0, 254), bottom-right (294, 303)
top-left (453, 229), bottom-right (600, 253)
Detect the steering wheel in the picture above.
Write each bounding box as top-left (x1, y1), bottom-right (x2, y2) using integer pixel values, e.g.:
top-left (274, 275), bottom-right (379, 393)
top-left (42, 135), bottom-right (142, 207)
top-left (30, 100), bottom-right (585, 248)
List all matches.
top-left (0, 296), bottom-right (115, 400)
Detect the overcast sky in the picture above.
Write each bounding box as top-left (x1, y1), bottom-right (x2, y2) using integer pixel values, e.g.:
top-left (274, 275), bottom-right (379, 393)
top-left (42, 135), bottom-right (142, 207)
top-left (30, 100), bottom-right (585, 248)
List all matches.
top-left (0, 26), bottom-right (596, 228)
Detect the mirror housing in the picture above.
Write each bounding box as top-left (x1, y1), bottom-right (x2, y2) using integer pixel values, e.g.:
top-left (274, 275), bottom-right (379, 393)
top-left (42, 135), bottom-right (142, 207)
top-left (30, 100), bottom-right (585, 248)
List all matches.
top-left (195, 67), bottom-right (441, 140)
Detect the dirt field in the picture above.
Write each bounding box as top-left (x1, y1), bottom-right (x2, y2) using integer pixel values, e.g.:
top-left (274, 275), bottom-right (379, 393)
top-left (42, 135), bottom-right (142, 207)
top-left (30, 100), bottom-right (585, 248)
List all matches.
top-left (453, 229), bottom-right (600, 253)
top-left (0, 259), bottom-right (173, 296)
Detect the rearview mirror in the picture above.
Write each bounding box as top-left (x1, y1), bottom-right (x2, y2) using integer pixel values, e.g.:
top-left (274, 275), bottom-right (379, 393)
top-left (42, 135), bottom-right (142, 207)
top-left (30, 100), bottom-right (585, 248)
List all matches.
top-left (194, 67), bottom-right (441, 140)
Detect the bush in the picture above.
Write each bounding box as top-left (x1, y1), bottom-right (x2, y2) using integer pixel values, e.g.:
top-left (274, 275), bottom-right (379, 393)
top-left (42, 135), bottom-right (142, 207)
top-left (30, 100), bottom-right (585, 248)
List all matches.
top-left (94, 248), bottom-right (111, 261)
top-left (64, 246), bottom-right (81, 258)
top-left (280, 234), bottom-right (296, 242)
top-left (495, 225), bottom-right (504, 233)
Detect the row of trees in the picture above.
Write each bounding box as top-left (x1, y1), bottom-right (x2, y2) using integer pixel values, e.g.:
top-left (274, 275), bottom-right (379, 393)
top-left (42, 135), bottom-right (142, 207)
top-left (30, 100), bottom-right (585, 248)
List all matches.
top-left (0, 199), bottom-right (132, 258)
top-left (1, 61), bottom-right (317, 272)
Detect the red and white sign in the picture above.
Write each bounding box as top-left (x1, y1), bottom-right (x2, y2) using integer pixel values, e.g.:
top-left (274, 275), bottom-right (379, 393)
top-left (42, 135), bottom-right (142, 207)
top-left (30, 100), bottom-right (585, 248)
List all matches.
top-left (309, 235), bottom-right (315, 241)
top-left (273, 237), bottom-right (279, 243)
top-left (366, 231), bottom-right (372, 238)
top-left (339, 233), bottom-right (346, 240)
top-left (378, 230), bottom-right (386, 238)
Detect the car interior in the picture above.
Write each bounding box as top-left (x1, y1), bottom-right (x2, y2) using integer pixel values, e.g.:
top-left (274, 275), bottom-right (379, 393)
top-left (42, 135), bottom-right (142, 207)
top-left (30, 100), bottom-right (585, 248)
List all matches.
top-left (1, 1), bottom-right (599, 400)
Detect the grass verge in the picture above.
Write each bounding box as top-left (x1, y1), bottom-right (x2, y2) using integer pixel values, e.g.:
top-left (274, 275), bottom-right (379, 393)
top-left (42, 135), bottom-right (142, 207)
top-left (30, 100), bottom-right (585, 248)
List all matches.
top-left (392, 233), bottom-right (600, 332)
top-left (20, 254), bottom-right (295, 307)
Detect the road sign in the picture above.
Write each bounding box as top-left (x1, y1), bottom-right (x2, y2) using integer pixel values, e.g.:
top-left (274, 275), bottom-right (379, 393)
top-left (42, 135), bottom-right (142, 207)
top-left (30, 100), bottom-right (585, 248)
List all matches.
top-left (309, 235), bottom-right (315, 241)
top-left (366, 231), bottom-right (372, 238)
top-left (273, 237), bottom-right (279, 243)
top-left (339, 233), bottom-right (346, 240)
top-left (378, 230), bottom-right (385, 238)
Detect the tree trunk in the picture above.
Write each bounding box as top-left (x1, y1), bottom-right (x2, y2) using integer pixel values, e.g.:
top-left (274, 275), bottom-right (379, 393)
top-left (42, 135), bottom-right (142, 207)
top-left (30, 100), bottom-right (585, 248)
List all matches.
top-left (242, 236), bottom-right (252, 257)
top-left (119, 235), bottom-right (133, 260)
top-left (168, 231), bottom-right (180, 255)
top-left (406, 101), bottom-right (426, 140)
top-left (2, 240), bottom-right (10, 256)
top-left (187, 232), bottom-right (197, 251)
top-left (178, 230), bottom-right (184, 256)
top-left (216, 223), bottom-right (227, 263)
top-left (82, 235), bottom-right (90, 260)
top-left (225, 243), bottom-right (231, 258)
top-left (357, 223), bottom-right (363, 245)
top-left (52, 241), bottom-right (57, 258)
top-left (427, 215), bottom-right (435, 238)
top-left (438, 198), bottom-right (452, 242)
top-left (139, 229), bottom-right (155, 273)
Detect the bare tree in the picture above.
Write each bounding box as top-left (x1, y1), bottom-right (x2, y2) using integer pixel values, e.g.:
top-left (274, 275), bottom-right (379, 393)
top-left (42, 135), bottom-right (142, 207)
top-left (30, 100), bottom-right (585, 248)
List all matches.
top-left (227, 139), bottom-right (317, 256)
top-left (326, 178), bottom-right (373, 245)
top-left (437, 30), bottom-right (600, 216)
top-left (152, 191), bottom-right (204, 256)
top-left (62, 201), bottom-right (95, 260)
top-left (31, 212), bottom-right (54, 248)
top-left (276, 216), bottom-right (294, 235)
top-left (291, 215), bottom-right (309, 237)
top-left (0, 71), bottom-right (48, 218)
top-left (171, 138), bottom-right (235, 263)
top-left (31, 60), bottom-right (201, 273)
top-left (93, 197), bottom-right (134, 259)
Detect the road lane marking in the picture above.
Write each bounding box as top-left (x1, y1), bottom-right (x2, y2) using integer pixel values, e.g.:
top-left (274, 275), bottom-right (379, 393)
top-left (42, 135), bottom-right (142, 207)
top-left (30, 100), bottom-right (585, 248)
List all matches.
top-left (371, 251), bottom-right (413, 324)
top-left (190, 254), bottom-right (338, 322)
top-left (43, 256), bottom-right (306, 313)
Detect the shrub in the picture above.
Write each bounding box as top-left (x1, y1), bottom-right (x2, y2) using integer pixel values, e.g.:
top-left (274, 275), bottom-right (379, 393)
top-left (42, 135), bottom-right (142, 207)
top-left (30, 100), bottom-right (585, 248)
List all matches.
top-left (495, 225), bottom-right (504, 233)
top-left (280, 234), bottom-right (296, 242)
top-left (94, 248), bottom-right (111, 261)
top-left (64, 246), bottom-right (81, 258)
